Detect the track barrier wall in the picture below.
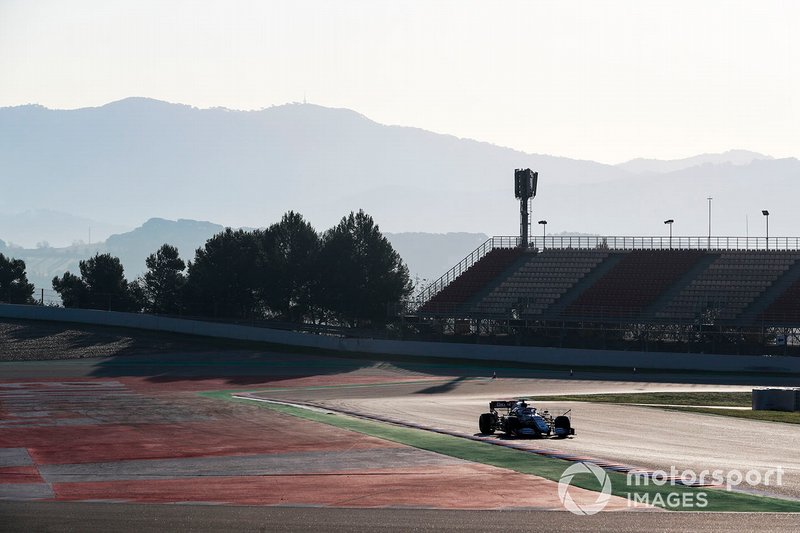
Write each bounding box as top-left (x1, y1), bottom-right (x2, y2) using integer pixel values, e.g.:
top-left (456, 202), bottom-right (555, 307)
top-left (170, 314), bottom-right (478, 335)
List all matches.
top-left (1, 303), bottom-right (799, 374)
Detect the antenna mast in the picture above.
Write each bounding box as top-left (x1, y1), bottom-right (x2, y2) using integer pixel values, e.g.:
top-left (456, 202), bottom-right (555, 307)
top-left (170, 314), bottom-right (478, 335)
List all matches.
top-left (514, 169), bottom-right (538, 248)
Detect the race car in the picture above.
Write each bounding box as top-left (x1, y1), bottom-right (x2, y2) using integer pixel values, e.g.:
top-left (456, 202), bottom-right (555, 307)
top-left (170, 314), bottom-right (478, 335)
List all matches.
top-left (478, 399), bottom-right (575, 438)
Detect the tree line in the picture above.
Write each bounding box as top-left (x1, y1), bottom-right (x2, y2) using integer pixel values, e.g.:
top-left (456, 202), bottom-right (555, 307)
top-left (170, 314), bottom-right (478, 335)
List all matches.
top-left (0, 253), bottom-right (35, 305)
top-left (1, 211), bottom-right (412, 327)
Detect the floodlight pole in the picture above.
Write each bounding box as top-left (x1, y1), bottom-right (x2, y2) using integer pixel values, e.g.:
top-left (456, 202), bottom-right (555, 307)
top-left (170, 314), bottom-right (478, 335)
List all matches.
top-left (707, 197), bottom-right (713, 249)
top-left (763, 210), bottom-right (770, 250)
top-left (664, 219), bottom-right (674, 249)
top-left (538, 220), bottom-right (547, 250)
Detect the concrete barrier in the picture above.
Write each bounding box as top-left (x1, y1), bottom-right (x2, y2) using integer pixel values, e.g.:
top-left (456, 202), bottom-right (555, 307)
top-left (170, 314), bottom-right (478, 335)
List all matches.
top-left (752, 388), bottom-right (800, 411)
top-left (1, 303), bottom-right (799, 374)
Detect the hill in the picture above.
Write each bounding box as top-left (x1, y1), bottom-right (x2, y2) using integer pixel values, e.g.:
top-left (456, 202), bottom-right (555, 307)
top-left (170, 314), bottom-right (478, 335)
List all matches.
top-left (616, 149), bottom-right (774, 175)
top-left (0, 98), bottom-right (622, 241)
top-left (1, 98), bottom-right (798, 245)
top-left (11, 218), bottom-right (222, 295)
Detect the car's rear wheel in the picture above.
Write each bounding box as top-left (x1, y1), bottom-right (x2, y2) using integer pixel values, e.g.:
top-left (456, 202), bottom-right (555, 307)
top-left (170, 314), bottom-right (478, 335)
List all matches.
top-left (479, 413), bottom-right (495, 434)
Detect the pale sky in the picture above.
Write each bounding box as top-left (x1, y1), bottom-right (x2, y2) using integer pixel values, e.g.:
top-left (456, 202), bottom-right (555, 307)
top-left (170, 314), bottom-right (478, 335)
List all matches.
top-left (1, 0), bottom-right (797, 164)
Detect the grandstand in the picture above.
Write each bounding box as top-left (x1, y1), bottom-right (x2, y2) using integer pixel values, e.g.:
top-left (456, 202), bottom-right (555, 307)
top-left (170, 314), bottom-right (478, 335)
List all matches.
top-left (404, 169), bottom-right (800, 353)
top-left (409, 235), bottom-right (800, 351)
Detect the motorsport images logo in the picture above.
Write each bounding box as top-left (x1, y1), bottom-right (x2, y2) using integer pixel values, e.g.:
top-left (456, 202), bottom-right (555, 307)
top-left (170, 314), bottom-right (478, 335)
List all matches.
top-left (557, 462), bottom-right (613, 515)
top-left (559, 463), bottom-right (784, 513)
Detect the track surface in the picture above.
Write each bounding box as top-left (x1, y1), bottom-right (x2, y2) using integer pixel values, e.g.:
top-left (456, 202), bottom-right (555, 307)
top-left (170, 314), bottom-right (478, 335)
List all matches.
top-left (4, 502), bottom-right (800, 532)
top-left (256, 377), bottom-right (800, 501)
top-left (2, 321), bottom-right (800, 530)
top-left (0, 350), bottom-right (636, 511)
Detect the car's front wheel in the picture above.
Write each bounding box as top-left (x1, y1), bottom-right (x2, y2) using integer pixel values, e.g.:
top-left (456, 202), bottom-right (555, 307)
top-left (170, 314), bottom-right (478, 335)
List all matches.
top-left (554, 415), bottom-right (572, 438)
top-left (504, 415), bottom-right (519, 436)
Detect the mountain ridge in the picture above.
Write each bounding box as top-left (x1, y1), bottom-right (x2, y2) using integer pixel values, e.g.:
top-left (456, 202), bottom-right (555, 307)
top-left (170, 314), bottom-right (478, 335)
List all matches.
top-left (617, 149), bottom-right (776, 175)
top-left (1, 97), bottom-right (797, 243)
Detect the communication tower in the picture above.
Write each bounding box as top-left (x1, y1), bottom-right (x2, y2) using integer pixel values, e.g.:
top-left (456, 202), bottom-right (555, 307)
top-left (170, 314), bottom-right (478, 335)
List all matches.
top-left (514, 169), bottom-right (538, 248)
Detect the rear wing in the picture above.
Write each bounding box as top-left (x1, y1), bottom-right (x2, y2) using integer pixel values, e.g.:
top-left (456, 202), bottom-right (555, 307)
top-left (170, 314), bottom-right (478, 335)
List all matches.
top-left (490, 400), bottom-right (515, 410)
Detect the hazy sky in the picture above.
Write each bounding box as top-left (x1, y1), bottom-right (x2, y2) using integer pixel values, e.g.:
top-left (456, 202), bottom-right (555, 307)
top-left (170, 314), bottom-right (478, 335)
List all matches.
top-left (1, 0), bottom-right (797, 163)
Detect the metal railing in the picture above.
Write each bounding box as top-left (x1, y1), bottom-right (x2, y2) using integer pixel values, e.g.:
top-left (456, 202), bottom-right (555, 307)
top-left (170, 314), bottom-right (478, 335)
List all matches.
top-left (529, 235), bottom-right (800, 251)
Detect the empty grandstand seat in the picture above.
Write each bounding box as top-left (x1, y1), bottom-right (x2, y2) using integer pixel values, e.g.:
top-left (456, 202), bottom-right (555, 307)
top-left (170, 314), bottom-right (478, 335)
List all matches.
top-left (419, 247), bottom-right (524, 314)
top-left (656, 251), bottom-right (800, 321)
top-left (564, 249), bottom-right (706, 319)
top-left (470, 249), bottom-right (609, 317)
top-left (757, 263), bottom-right (800, 323)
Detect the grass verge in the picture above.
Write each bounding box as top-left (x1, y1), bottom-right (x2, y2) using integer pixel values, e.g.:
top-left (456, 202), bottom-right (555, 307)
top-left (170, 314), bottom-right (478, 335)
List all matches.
top-left (530, 392), bottom-right (800, 425)
top-left (662, 406), bottom-right (800, 425)
top-left (529, 392), bottom-right (752, 407)
top-left (201, 390), bottom-right (800, 512)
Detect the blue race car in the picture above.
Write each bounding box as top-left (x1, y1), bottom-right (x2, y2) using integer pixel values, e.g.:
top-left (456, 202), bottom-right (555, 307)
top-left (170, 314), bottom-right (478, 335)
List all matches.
top-left (479, 399), bottom-right (575, 438)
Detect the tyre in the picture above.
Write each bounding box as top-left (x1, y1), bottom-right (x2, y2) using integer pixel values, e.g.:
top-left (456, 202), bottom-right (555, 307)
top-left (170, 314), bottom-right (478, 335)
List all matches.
top-left (554, 415), bottom-right (571, 438)
top-left (479, 413), bottom-right (495, 434)
top-left (504, 415), bottom-right (519, 436)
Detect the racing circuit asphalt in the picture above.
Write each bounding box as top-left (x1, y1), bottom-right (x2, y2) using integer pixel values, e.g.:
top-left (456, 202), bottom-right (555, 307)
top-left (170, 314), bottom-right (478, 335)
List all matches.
top-left (257, 377), bottom-right (800, 501)
top-left (4, 502), bottom-right (800, 533)
top-left (3, 321), bottom-right (800, 530)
